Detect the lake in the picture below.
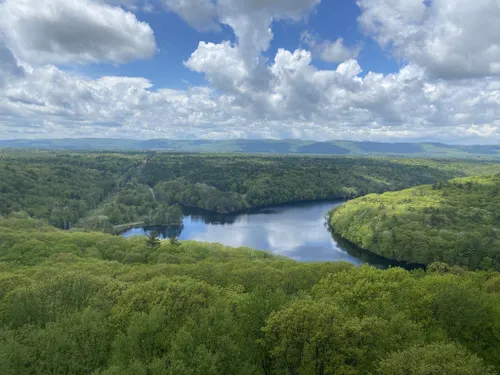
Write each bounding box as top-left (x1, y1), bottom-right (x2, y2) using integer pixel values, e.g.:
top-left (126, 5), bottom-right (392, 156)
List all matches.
top-left (121, 200), bottom-right (412, 268)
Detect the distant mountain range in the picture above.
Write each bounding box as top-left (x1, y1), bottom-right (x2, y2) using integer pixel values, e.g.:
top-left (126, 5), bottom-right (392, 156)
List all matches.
top-left (1, 138), bottom-right (500, 158)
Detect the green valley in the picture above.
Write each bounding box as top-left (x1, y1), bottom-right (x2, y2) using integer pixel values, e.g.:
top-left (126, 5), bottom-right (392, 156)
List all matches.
top-left (3, 150), bottom-right (500, 374)
top-left (4, 150), bottom-right (500, 232)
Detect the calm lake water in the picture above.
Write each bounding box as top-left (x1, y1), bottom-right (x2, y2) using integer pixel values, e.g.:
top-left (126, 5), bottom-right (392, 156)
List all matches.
top-left (121, 201), bottom-right (410, 268)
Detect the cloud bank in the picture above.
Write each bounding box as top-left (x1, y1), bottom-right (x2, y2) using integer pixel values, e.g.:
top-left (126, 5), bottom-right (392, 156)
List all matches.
top-left (0, 0), bottom-right (499, 144)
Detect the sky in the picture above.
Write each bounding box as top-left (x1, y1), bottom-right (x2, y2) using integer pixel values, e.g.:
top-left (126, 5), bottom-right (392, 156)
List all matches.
top-left (0, 0), bottom-right (499, 144)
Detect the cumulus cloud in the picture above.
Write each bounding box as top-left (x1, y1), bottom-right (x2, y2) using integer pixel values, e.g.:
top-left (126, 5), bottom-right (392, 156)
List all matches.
top-left (185, 40), bottom-right (275, 114)
top-left (301, 31), bottom-right (361, 63)
top-left (162, 0), bottom-right (220, 31)
top-left (186, 41), bottom-right (248, 91)
top-left (0, 0), bottom-right (156, 65)
top-left (217, 0), bottom-right (319, 62)
top-left (2, 46), bottom-right (500, 144)
top-left (180, 0), bottom-right (320, 84)
top-left (184, 0), bottom-right (321, 115)
top-left (357, 0), bottom-right (500, 79)
top-left (1, 0), bottom-right (500, 144)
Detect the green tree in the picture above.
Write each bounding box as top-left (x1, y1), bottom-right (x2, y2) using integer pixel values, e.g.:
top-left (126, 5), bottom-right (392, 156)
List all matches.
top-left (262, 300), bottom-right (341, 375)
top-left (169, 235), bottom-right (181, 247)
top-left (378, 343), bottom-right (494, 375)
top-left (147, 231), bottom-right (161, 249)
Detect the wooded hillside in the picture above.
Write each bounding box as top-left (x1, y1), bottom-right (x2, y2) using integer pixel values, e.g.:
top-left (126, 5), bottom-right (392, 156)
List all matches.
top-left (3, 150), bottom-right (500, 231)
top-left (330, 175), bottom-right (500, 270)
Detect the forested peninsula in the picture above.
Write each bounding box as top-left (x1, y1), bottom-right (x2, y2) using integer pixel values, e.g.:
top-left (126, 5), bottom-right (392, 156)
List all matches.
top-left (3, 150), bottom-right (500, 232)
top-left (1, 216), bottom-right (500, 374)
top-left (330, 175), bottom-right (500, 270)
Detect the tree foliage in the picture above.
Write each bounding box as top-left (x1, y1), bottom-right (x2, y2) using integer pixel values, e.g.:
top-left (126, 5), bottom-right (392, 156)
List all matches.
top-left (331, 175), bottom-right (500, 270)
top-left (4, 150), bottom-right (500, 230)
top-left (1, 217), bottom-right (500, 374)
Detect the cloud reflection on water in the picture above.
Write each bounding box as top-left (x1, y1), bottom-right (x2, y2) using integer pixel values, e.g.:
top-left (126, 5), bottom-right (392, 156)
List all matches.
top-left (124, 200), bottom-right (367, 263)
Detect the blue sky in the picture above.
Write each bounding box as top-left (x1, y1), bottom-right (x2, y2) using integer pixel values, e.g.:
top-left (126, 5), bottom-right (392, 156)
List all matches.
top-left (82, 0), bottom-right (399, 88)
top-left (0, 0), bottom-right (499, 144)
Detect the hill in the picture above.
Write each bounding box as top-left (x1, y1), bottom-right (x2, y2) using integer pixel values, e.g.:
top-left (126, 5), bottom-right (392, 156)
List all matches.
top-left (330, 175), bottom-right (500, 270)
top-left (0, 216), bottom-right (499, 374)
top-left (2, 138), bottom-right (500, 158)
top-left (4, 150), bottom-right (500, 231)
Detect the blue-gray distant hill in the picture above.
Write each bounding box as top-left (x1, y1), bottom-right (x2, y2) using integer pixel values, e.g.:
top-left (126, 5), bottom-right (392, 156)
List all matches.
top-left (1, 138), bottom-right (500, 158)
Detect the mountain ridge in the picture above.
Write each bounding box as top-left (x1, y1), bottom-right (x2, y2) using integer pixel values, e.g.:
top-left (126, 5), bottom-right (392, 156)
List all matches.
top-left (1, 138), bottom-right (500, 157)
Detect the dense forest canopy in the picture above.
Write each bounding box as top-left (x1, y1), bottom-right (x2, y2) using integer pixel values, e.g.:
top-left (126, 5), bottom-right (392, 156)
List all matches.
top-left (3, 149), bottom-right (500, 231)
top-left (330, 175), bottom-right (500, 271)
top-left (1, 216), bottom-right (500, 374)
top-left (0, 151), bottom-right (142, 229)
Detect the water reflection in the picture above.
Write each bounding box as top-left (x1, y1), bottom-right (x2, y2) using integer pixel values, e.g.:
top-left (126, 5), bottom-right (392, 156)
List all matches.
top-left (182, 207), bottom-right (240, 225)
top-left (121, 200), bottom-right (418, 268)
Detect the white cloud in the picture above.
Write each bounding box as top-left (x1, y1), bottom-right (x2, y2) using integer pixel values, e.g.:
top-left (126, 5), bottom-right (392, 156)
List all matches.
top-left (185, 41), bottom-right (249, 92)
top-left (97, 76), bottom-right (154, 90)
top-left (1, 0), bottom-right (500, 144)
top-left (216, 0), bottom-right (319, 62)
top-left (2, 46), bottom-right (500, 144)
top-left (184, 0), bottom-right (322, 117)
top-left (301, 31), bottom-right (361, 63)
top-left (0, 0), bottom-right (156, 65)
top-left (185, 41), bottom-right (275, 117)
top-left (162, 0), bottom-right (220, 31)
top-left (357, 0), bottom-right (500, 79)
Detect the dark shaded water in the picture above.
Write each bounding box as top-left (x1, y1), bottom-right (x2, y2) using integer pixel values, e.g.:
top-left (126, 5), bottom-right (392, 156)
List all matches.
top-left (122, 201), bottom-right (416, 268)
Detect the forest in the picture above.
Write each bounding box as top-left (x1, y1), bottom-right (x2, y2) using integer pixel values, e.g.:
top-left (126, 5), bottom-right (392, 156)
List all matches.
top-left (1, 216), bottom-right (500, 375)
top-left (330, 175), bottom-right (500, 271)
top-left (3, 149), bottom-right (500, 231)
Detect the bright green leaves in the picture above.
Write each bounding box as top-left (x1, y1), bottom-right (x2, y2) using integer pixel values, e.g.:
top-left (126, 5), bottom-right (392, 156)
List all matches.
top-left (112, 307), bottom-right (169, 366)
top-left (1, 273), bottom-right (102, 328)
top-left (330, 175), bottom-right (500, 270)
top-left (0, 309), bottom-right (112, 375)
top-left (262, 300), bottom-right (340, 375)
top-left (262, 300), bottom-right (424, 375)
top-left (1, 220), bottom-right (500, 374)
top-left (378, 343), bottom-right (495, 375)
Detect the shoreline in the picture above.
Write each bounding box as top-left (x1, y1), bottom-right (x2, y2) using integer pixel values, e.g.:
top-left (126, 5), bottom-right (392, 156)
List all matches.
top-left (327, 208), bottom-right (426, 270)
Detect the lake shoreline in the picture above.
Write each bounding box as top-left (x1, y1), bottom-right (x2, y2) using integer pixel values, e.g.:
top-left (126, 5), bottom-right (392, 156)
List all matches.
top-left (120, 200), bottom-right (422, 269)
top-left (176, 196), bottom-right (350, 216)
top-left (326, 206), bottom-right (426, 270)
